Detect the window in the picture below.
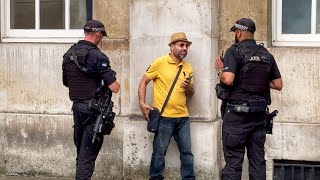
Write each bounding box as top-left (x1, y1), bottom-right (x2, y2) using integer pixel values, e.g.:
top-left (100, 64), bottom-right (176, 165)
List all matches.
top-left (274, 160), bottom-right (320, 180)
top-left (272, 0), bottom-right (320, 46)
top-left (1, 0), bottom-right (92, 42)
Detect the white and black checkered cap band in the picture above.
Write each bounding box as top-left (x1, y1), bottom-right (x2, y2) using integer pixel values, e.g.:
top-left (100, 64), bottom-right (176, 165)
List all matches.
top-left (234, 23), bottom-right (249, 31)
top-left (84, 27), bottom-right (105, 32)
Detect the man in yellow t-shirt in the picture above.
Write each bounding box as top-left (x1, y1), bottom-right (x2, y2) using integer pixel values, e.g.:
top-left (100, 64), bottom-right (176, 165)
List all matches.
top-left (138, 32), bottom-right (195, 180)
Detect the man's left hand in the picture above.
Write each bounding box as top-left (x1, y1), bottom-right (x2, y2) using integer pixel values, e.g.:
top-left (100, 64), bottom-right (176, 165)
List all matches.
top-left (181, 79), bottom-right (194, 98)
top-left (181, 79), bottom-right (191, 89)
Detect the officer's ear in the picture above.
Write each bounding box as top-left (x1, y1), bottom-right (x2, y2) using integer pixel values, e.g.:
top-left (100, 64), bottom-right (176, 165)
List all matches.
top-left (239, 30), bottom-right (248, 40)
top-left (234, 29), bottom-right (240, 38)
top-left (96, 32), bottom-right (102, 38)
top-left (237, 30), bottom-right (242, 38)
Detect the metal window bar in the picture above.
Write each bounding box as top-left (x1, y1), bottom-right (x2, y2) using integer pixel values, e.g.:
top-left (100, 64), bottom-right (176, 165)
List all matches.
top-left (86, 0), bottom-right (92, 21)
top-left (274, 160), bottom-right (320, 180)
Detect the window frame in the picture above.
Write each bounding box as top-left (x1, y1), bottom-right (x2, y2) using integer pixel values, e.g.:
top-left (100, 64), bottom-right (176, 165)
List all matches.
top-left (272, 0), bottom-right (320, 47)
top-left (0, 0), bottom-right (85, 43)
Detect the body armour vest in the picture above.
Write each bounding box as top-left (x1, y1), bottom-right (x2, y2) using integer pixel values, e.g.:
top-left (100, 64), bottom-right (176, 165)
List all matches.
top-left (62, 44), bottom-right (99, 101)
top-left (232, 43), bottom-right (272, 100)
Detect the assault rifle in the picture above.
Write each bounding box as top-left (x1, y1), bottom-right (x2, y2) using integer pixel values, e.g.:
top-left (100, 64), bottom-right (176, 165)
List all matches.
top-left (90, 83), bottom-right (116, 143)
top-left (266, 110), bottom-right (278, 135)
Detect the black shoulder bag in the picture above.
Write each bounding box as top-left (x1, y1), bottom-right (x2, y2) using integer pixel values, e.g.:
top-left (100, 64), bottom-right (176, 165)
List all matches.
top-left (147, 65), bottom-right (183, 133)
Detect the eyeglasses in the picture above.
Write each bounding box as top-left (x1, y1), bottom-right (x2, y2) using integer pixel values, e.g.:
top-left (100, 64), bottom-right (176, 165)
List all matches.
top-left (174, 43), bottom-right (190, 49)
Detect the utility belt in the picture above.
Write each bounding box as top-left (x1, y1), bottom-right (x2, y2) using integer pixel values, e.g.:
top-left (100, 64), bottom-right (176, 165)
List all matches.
top-left (73, 98), bottom-right (100, 113)
top-left (73, 99), bottom-right (90, 104)
top-left (227, 98), bottom-right (267, 113)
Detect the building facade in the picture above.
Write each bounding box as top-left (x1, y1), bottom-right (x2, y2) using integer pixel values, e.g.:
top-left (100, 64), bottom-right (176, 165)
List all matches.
top-left (0, 0), bottom-right (319, 179)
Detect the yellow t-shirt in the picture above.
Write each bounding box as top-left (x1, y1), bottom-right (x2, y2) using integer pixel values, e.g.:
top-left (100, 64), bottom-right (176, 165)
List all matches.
top-left (145, 54), bottom-right (193, 117)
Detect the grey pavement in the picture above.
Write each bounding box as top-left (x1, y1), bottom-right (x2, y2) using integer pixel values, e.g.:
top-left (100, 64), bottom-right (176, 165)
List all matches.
top-left (0, 176), bottom-right (73, 180)
top-left (0, 176), bottom-right (106, 180)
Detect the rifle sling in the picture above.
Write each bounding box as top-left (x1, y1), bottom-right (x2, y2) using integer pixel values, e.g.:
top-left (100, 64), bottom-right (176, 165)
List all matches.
top-left (71, 44), bottom-right (88, 73)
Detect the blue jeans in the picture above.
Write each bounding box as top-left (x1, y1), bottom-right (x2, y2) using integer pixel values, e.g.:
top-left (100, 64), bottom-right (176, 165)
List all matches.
top-left (149, 117), bottom-right (195, 180)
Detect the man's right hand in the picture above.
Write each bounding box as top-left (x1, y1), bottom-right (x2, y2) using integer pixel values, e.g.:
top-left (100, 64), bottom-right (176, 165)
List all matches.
top-left (139, 102), bottom-right (152, 121)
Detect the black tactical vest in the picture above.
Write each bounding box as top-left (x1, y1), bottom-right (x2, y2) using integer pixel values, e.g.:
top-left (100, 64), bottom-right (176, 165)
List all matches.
top-left (62, 44), bottom-right (99, 101)
top-left (232, 43), bottom-right (272, 100)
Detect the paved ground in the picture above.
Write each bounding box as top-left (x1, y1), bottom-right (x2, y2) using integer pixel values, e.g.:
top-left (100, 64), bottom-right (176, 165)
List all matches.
top-left (0, 176), bottom-right (73, 180)
top-left (0, 176), bottom-right (108, 180)
top-left (0, 175), bottom-right (107, 180)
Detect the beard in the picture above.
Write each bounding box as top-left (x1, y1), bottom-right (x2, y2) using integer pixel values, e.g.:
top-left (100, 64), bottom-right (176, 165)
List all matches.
top-left (179, 53), bottom-right (187, 60)
top-left (172, 49), bottom-right (187, 60)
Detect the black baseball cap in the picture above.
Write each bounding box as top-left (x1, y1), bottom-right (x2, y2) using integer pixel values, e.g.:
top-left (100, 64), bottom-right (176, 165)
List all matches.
top-left (230, 18), bottom-right (256, 33)
top-left (84, 20), bottom-right (107, 37)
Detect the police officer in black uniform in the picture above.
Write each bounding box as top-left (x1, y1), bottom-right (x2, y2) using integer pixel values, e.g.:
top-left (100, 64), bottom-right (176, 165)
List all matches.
top-left (62, 20), bottom-right (120, 180)
top-left (214, 18), bottom-right (283, 180)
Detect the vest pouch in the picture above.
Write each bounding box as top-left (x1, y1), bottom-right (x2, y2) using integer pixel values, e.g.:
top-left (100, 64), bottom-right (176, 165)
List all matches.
top-left (215, 83), bottom-right (231, 101)
top-left (102, 111), bottom-right (116, 135)
top-left (248, 98), bottom-right (267, 112)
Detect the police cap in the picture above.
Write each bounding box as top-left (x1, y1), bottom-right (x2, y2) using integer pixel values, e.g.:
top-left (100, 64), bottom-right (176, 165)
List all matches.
top-left (84, 20), bottom-right (107, 37)
top-left (230, 18), bottom-right (256, 33)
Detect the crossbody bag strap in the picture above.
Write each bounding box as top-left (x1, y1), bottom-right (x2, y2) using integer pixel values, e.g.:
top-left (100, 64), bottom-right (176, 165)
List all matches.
top-left (160, 65), bottom-right (183, 115)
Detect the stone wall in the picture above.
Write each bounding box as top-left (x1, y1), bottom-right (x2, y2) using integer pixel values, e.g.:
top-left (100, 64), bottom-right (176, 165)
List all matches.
top-left (0, 0), bottom-right (319, 179)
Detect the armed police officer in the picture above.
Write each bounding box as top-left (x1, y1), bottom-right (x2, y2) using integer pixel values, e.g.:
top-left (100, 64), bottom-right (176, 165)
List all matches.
top-left (62, 20), bottom-right (120, 180)
top-left (214, 18), bottom-right (283, 180)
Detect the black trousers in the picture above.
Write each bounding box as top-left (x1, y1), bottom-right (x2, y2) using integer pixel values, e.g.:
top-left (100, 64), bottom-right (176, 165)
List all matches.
top-left (222, 106), bottom-right (266, 180)
top-left (72, 102), bottom-right (104, 180)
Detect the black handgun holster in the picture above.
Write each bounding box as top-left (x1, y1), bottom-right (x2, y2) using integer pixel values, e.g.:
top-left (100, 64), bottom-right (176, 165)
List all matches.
top-left (88, 98), bottom-right (99, 112)
top-left (215, 83), bottom-right (231, 101)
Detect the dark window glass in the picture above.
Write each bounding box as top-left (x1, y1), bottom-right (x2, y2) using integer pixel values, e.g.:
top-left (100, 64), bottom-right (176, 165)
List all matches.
top-left (282, 0), bottom-right (311, 34)
top-left (315, 167), bottom-right (320, 179)
top-left (40, 0), bottom-right (65, 29)
top-left (10, 0), bottom-right (35, 29)
top-left (293, 167), bottom-right (302, 180)
top-left (317, 0), bottom-right (320, 33)
top-left (70, 0), bottom-right (92, 29)
top-left (10, 0), bottom-right (92, 30)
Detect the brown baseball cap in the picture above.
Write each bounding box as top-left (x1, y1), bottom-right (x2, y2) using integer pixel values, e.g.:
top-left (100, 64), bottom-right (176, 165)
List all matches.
top-left (168, 32), bottom-right (192, 46)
